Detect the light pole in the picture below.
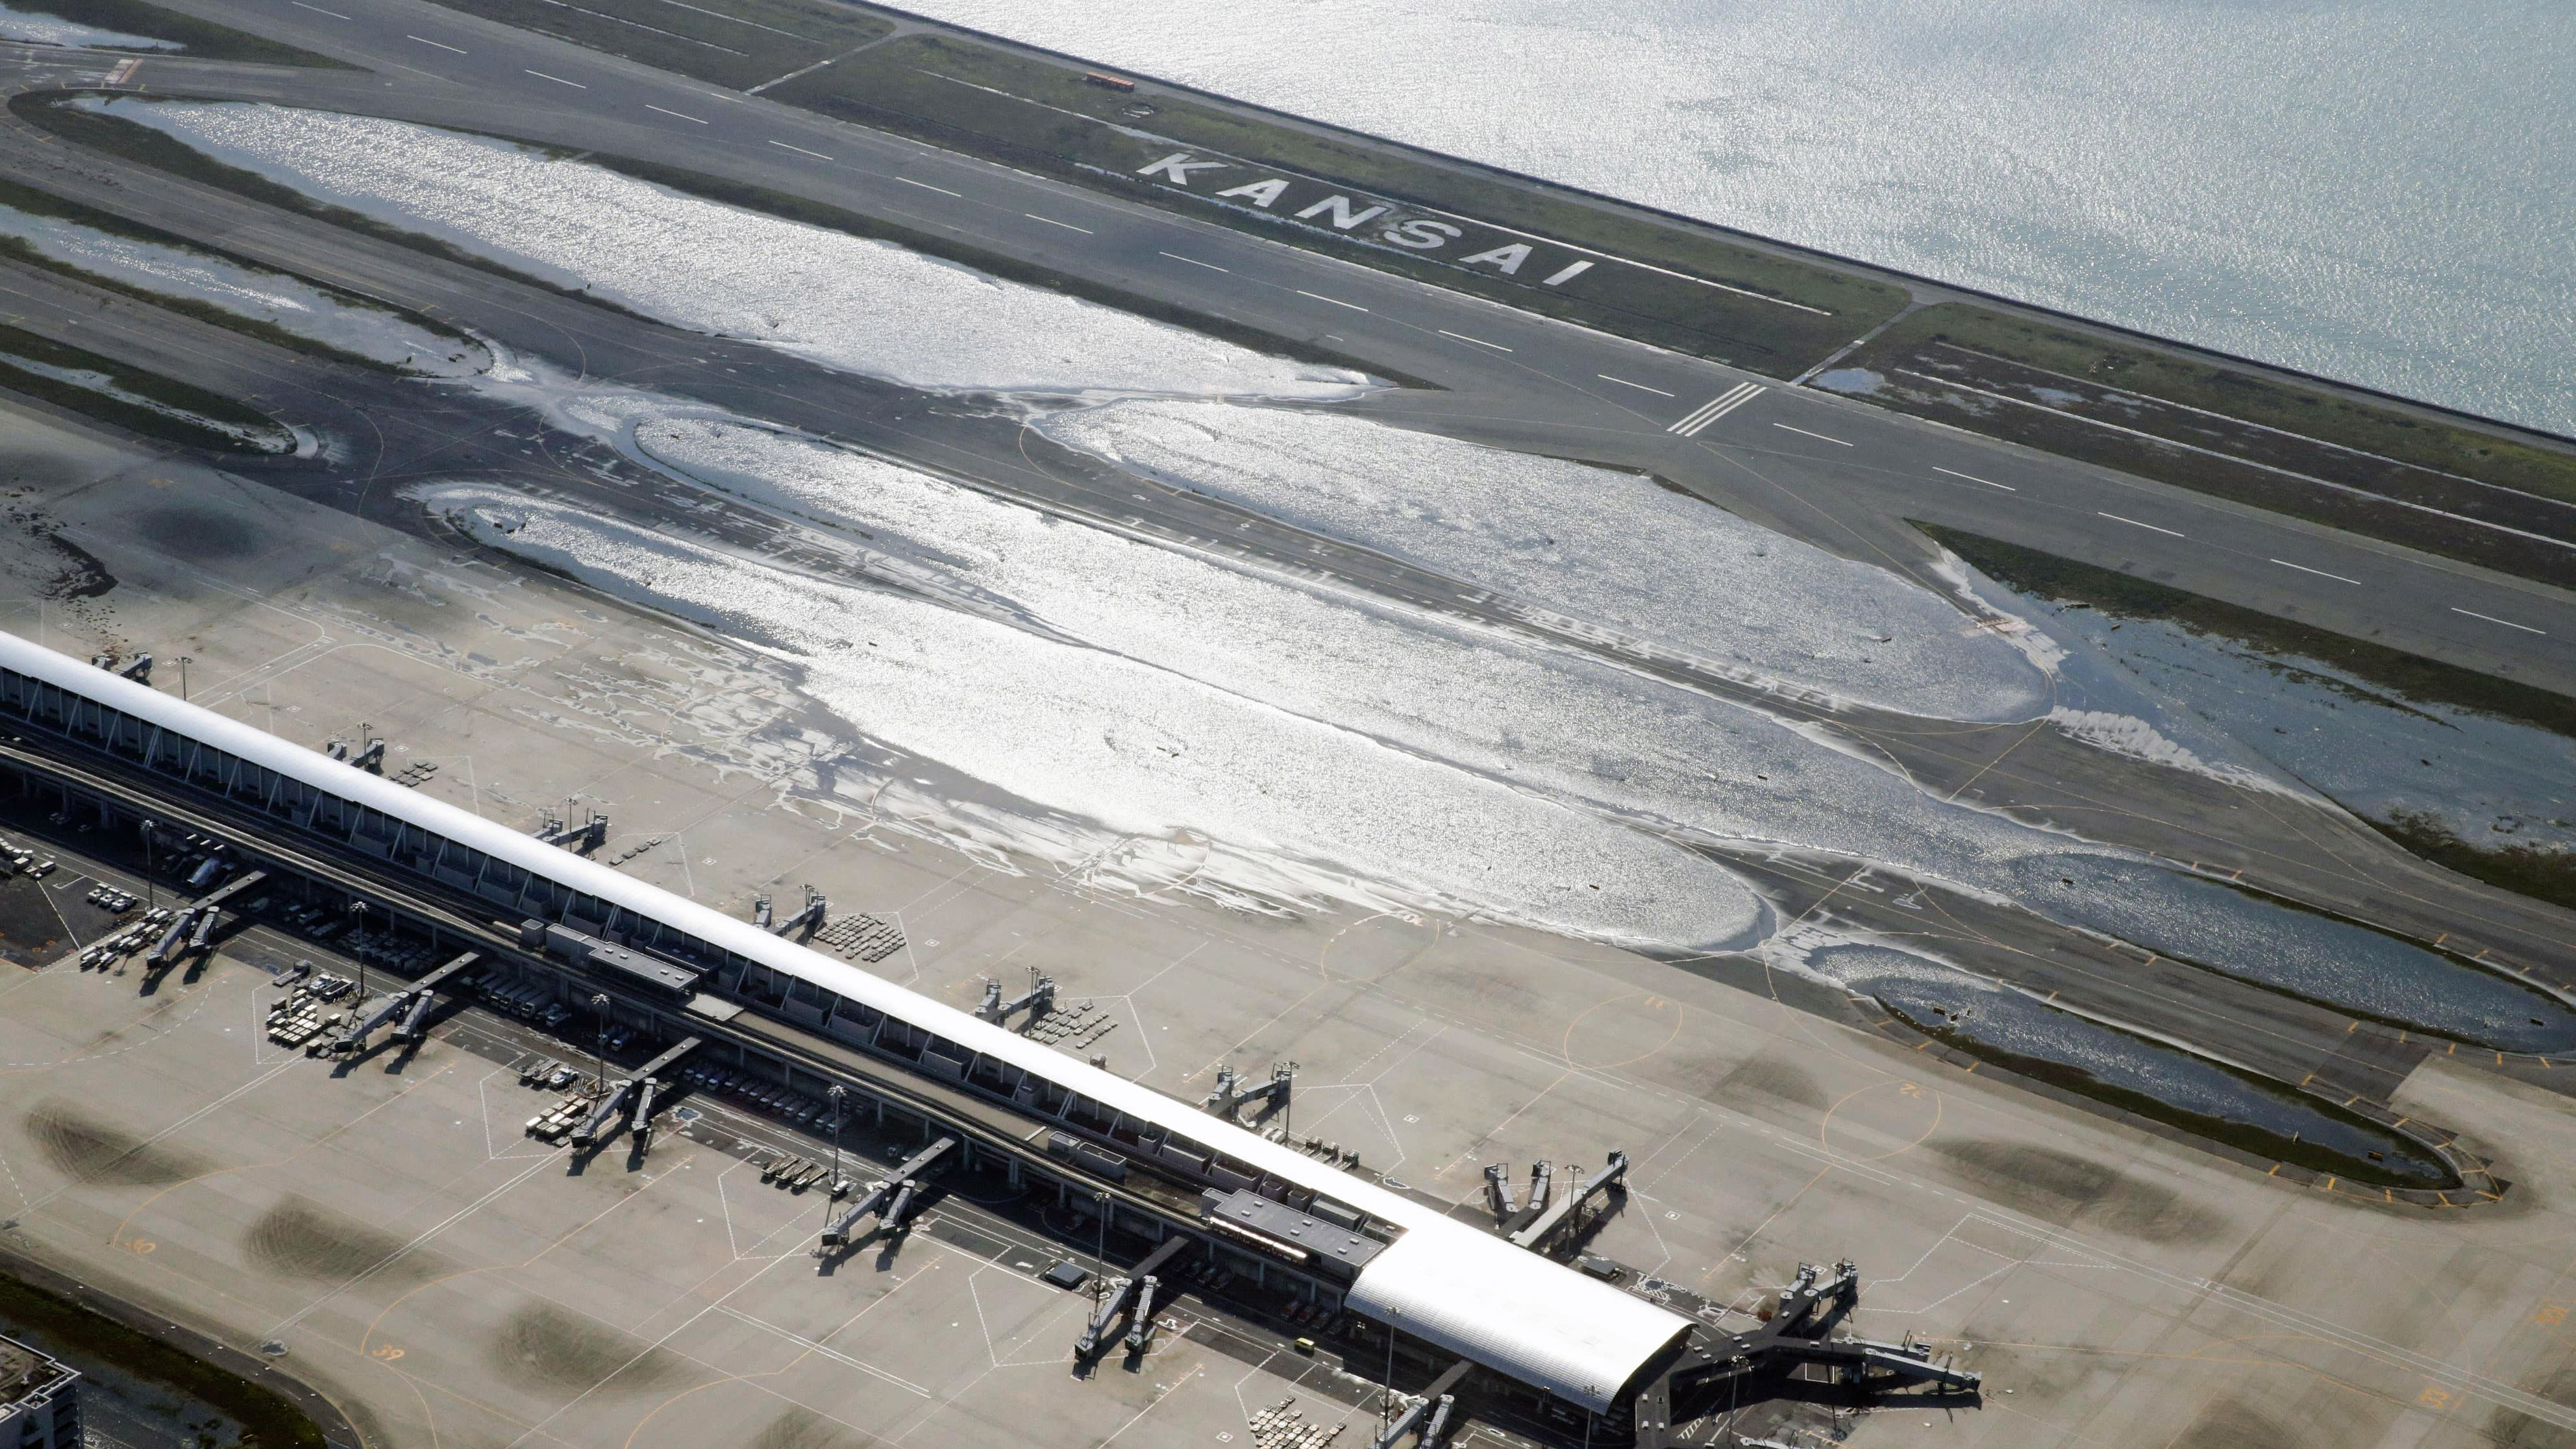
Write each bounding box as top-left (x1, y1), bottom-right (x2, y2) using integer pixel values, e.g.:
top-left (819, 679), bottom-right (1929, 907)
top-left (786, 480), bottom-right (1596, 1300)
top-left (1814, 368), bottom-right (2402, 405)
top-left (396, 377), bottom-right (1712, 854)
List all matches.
top-left (1096, 1189), bottom-right (1110, 1276)
top-left (175, 655), bottom-right (192, 702)
top-left (590, 993), bottom-right (612, 1094)
top-left (825, 1085), bottom-right (848, 1211)
top-left (349, 900), bottom-right (367, 1000)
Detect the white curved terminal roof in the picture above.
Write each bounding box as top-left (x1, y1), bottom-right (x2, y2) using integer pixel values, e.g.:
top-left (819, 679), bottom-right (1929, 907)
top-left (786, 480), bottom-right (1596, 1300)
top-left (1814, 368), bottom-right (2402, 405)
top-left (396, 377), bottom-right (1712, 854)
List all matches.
top-left (0, 629), bottom-right (1689, 1411)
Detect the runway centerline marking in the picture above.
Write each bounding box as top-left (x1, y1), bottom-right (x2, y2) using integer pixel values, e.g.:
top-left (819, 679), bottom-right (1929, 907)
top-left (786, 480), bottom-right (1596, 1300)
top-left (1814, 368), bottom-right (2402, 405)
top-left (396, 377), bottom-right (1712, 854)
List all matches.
top-left (2270, 558), bottom-right (2362, 585)
top-left (1933, 467), bottom-right (2014, 491)
top-left (2452, 607), bottom-right (2547, 636)
top-left (1669, 382), bottom-right (1763, 436)
top-left (406, 35), bottom-right (465, 53)
top-left (1597, 374), bottom-right (1674, 397)
top-left (289, 1), bottom-right (348, 15)
top-left (1295, 290), bottom-right (1368, 312)
top-left (767, 140), bottom-right (831, 160)
top-left (1772, 423), bottom-right (1850, 446)
top-left (644, 105), bottom-right (706, 124)
top-left (1026, 213), bottom-right (1093, 234)
top-left (1437, 328), bottom-right (1513, 353)
top-left (1159, 251), bottom-right (1227, 272)
top-left (524, 69), bottom-right (586, 88)
top-left (2099, 512), bottom-right (2185, 538)
top-left (897, 177), bottom-right (960, 197)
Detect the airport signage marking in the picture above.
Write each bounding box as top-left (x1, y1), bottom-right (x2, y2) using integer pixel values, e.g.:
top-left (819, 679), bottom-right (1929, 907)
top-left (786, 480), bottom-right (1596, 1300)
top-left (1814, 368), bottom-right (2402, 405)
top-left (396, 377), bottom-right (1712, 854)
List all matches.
top-left (1132, 149), bottom-right (1598, 290)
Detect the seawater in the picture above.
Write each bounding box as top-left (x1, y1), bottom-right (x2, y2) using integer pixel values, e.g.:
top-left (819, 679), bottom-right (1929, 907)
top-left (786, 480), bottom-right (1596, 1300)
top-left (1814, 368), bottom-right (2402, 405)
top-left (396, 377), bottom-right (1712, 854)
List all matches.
top-left (900, 0), bottom-right (2576, 436)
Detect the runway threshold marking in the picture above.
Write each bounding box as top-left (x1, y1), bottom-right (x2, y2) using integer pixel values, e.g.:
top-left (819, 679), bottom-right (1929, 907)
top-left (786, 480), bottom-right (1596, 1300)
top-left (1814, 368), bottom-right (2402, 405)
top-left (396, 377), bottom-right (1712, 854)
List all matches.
top-left (898, 177), bottom-right (961, 197)
top-left (2270, 558), bottom-right (2361, 585)
top-left (1772, 422), bottom-right (1850, 445)
top-left (406, 35), bottom-right (465, 53)
top-left (2099, 512), bottom-right (2185, 538)
top-left (2452, 607), bottom-right (2547, 636)
top-left (1159, 251), bottom-right (1227, 272)
top-left (1296, 290), bottom-right (1368, 312)
top-left (1437, 328), bottom-right (1513, 353)
top-left (1597, 374), bottom-right (1674, 397)
top-left (1933, 466), bottom-right (2014, 491)
top-left (1669, 382), bottom-right (1765, 436)
top-left (289, 1), bottom-right (349, 16)
top-left (645, 104), bottom-right (706, 124)
top-left (524, 69), bottom-right (587, 88)
top-left (767, 140), bottom-right (832, 160)
top-left (1026, 213), bottom-right (1093, 234)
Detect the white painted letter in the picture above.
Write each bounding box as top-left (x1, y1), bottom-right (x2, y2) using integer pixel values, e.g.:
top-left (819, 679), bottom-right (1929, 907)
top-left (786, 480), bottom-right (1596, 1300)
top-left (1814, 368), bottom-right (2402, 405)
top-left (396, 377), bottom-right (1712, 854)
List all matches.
top-left (1381, 218), bottom-right (1462, 250)
top-left (1215, 178), bottom-right (1290, 208)
top-left (1459, 243), bottom-right (1533, 275)
top-left (1137, 153), bottom-right (1228, 186)
top-left (1293, 195), bottom-right (1389, 230)
top-left (1541, 259), bottom-right (1595, 286)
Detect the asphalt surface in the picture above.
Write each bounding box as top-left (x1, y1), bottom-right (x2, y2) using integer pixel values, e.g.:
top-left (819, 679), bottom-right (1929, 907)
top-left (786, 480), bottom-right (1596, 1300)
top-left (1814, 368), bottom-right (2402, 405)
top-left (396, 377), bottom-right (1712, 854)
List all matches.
top-left (10, 0), bottom-right (2573, 703)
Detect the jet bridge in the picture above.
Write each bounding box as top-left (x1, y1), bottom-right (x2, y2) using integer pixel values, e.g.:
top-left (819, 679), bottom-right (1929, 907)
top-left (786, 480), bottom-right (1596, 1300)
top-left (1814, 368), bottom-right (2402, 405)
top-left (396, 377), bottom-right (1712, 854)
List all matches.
top-left (1202, 1061), bottom-right (1293, 1122)
top-left (1508, 1150), bottom-right (1629, 1252)
top-left (1371, 1359), bottom-right (1472, 1449)
top-left (821, 1135), bottom-right (957, 1246)
top-left (1075, 1233), bottom-right (1191, 1361)
top-left (1642, 1260), bottom-right (1980, 1446)
top-left (976, 967), bottom-right (1056, 1028)
top-left (571, 1034), bottom-right (703, 1148)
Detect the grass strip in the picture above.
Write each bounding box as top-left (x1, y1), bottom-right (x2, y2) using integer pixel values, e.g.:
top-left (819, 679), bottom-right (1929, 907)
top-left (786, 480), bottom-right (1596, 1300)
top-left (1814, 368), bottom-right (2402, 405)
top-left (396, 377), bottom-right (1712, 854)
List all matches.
top-left (11, 0), bottom-right (354, 66)
top-left (415, 0), bottom-right (887, 92)
top-left (0, 1267), bottom-right (328, 1448)
top-left (1870, 304), bottom-right (2576, 504)
top-left (0, 319), bottom-right (286, 451)
top-left (0, 175), bottom-right (473, 373)
top-left (1884, 1002), bottom-right (2459, 1191)
top-left (1917, 521), bottom-right (2576, 737)
top-left (1923, 521), bottom-right (2576, 911)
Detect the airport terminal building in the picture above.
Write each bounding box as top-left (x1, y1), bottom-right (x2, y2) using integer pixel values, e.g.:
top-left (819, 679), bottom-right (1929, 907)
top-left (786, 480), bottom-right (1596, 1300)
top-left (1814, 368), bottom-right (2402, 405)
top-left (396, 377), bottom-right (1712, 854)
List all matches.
top-left (0, 630), bottom-right (1692, 1418)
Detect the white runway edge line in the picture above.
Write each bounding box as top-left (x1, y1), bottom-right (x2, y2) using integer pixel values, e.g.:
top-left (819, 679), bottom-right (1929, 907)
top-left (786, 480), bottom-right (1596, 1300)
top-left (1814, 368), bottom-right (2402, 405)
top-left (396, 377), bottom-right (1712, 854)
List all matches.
top-left (768, 140), bottom-right (831, 160)
top-left (524, 69), bottom-right (586, 88)
top-left (1597, 374), bottom-right (1674, 398)
top-left (1296, 290), bottom-right (1368, 312)
top-left (1933, 467), bottom-right (2014, 491)
top-left (2099, 512), bottom-right (2185, 538)
top-left (1437, 329), bottom-right (1512, 353)
top-left (2270, 558), bottom-right (2362, 585)
top-left (1772, 422), bottom-right (1849, 446)
top-left (1026, 214), bottom-right (1093, 234)
top-left (2453, 607), bottom-right (2549, 636)
top-left (406, 35), bottom-right (465, 53)
top-left (1159, 251), bottom-right (1227, 273)
top-left (645, 105), bottom-right (706, 125)
top-left (897, 177), bottom-right (960, 198)
top-left (1668, 382), bottom-right (1765, 436)
top-left (289, 1), bottom-right (348, 16)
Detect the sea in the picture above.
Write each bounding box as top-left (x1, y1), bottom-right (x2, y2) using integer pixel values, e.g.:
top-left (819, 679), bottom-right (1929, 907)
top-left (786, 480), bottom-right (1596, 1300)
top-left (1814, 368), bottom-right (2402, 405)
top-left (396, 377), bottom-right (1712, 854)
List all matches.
top-left (895, 0), bottom-right (2576, 437)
